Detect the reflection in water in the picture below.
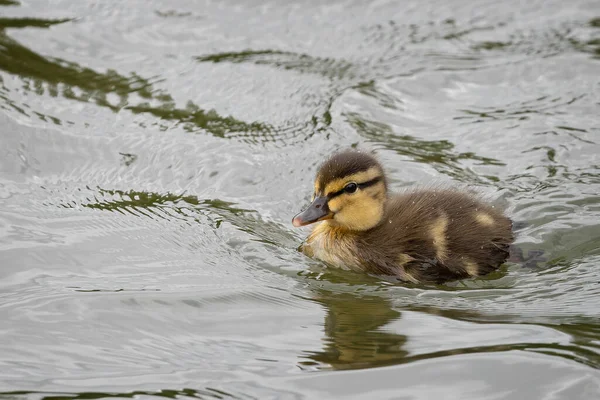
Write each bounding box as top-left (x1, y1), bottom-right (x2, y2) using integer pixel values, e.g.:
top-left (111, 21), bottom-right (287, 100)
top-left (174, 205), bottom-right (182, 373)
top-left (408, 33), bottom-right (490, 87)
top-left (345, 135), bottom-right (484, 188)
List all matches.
top-left (304, 283), bottom-right (600, 371)
top-left (0, 17), bottom-right (270, 139)
top-left (74, 188), bottom-right (297, 247)
top-left (0, 388), bottom-right (240, 400)
top-left (197, 50), bottom-right (359, 81)
top-left (347, 113), bottom-right (503, 183)
top-left (303, 290), bottom-right (407, 370)
top-left (455, 95), bottom-right (587, 123)
top-left (470, 17), bottom-right (600, 60)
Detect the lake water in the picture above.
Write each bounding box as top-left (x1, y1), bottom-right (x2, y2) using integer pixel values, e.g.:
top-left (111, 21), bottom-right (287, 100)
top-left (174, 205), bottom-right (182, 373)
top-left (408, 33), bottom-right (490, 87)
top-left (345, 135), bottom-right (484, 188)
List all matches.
top-left (1, 0), bottom-right (600, 399)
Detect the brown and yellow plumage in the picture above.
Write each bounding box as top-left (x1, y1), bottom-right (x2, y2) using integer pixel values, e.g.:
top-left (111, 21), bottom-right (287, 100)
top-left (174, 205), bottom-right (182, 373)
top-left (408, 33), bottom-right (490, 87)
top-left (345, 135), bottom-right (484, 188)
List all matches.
top-left (292, 150), bottom-right (514, 283)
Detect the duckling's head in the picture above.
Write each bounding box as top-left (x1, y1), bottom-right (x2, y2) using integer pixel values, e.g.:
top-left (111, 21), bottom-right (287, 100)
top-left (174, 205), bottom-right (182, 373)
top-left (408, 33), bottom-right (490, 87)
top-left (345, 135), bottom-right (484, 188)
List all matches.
top-left (292, 150), bottom-right (388, 231)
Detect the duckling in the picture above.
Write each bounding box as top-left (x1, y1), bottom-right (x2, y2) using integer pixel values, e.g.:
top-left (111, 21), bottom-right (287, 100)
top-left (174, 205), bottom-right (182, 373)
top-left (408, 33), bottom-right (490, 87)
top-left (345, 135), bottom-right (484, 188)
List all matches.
top-left (292, 150), bottom-right (514, 283)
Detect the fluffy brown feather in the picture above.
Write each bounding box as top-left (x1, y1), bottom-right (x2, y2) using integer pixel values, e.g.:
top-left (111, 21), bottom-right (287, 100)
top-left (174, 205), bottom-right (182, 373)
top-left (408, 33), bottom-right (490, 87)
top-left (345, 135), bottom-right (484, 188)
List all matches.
top-left (294, 150), bottom-right (514, 283)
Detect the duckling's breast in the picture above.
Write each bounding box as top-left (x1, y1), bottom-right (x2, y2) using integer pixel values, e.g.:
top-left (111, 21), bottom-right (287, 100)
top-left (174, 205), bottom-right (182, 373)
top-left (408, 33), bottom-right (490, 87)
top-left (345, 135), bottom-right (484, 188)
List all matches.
top-left (302, 222), bottom-right (362, 272)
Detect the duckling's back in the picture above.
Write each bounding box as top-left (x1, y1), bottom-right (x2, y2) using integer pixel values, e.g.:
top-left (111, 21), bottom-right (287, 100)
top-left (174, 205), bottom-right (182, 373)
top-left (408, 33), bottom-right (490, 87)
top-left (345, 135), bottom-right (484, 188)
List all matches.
top-left (357, 189), bottom-right (513, 283)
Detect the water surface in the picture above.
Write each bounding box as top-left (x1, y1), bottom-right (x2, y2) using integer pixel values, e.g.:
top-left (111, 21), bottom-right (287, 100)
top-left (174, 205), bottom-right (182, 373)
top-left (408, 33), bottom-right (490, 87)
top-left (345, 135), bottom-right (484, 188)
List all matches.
top-left (1, 0), bottom-right (600, 398)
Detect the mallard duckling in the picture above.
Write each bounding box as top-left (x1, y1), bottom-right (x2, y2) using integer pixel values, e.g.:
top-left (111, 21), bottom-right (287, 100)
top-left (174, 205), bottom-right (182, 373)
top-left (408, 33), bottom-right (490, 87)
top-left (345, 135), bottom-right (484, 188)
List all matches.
top-left (292, 150), bottom-right (514, 283)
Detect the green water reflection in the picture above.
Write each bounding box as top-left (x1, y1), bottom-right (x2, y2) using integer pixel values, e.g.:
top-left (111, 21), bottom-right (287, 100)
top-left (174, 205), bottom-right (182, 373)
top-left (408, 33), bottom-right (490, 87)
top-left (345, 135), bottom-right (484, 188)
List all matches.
top-left (0, 16), bottom-right (269, 138)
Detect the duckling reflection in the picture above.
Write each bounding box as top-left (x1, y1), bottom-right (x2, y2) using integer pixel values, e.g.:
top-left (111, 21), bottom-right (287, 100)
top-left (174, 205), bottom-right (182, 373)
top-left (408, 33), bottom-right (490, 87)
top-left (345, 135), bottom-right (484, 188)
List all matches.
top-left (293, 150), bottom-right (514, 283)
top-left (303, 289), bottom-right (408, 370)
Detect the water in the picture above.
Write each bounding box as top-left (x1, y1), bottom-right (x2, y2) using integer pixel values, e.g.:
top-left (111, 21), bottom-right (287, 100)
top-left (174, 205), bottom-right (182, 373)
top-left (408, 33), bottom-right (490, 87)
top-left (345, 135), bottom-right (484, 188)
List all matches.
top-left (1, 0), bottom-right (600, 398)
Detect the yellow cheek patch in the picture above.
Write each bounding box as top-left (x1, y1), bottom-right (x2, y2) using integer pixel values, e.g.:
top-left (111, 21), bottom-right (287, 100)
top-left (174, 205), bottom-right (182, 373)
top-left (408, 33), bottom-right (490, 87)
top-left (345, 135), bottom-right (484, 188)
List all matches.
top-left (475, 212), bottom-right (495, 226)
top-left (323, 167), bottom-right (381, 195)
top-left (430, 215), bottom-right (449, 262)
top-left (328, 192), bottom-right (384, 231)
top-left (328, 197), bottom-right (343, 212)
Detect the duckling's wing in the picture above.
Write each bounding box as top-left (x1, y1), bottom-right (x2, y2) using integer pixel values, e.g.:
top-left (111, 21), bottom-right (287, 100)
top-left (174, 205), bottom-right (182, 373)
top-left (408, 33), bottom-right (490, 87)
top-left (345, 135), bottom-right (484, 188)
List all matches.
top-left (358, 189), bottom-right (513, 282)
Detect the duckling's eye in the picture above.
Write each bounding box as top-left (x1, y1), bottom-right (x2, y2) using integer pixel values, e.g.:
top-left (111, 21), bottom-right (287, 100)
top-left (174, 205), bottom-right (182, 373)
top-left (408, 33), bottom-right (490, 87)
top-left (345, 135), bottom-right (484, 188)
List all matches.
top-left (344, 182), bottom-right (358, 194)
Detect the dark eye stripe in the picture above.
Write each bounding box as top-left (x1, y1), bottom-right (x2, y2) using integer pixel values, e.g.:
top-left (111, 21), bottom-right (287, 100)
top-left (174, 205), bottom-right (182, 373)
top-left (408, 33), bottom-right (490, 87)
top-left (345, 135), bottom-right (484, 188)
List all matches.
top-left (357, 177), bottom-right (381, 190)
top-left (327, 177), bottom-right (381, 199)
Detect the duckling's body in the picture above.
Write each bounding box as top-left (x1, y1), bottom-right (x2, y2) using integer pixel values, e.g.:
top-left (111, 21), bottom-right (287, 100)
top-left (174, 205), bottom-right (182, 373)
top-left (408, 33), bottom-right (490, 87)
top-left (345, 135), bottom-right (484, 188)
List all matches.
top-left (293, 151), bottom-right (513, 283)
top-left (303, 188), bottom-right (512, 283)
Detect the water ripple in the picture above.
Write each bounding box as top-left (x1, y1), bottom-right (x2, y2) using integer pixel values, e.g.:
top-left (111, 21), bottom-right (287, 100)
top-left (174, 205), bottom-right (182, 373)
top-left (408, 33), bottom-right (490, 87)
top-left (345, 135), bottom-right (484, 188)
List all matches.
top-left (1, 0), bottom-right (600, 398)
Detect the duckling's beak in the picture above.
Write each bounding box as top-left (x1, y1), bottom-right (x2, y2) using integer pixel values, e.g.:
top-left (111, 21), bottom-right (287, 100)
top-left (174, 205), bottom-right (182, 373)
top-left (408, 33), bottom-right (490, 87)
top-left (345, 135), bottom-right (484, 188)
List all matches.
top-left (292, 196), bottom-right (333, 227)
